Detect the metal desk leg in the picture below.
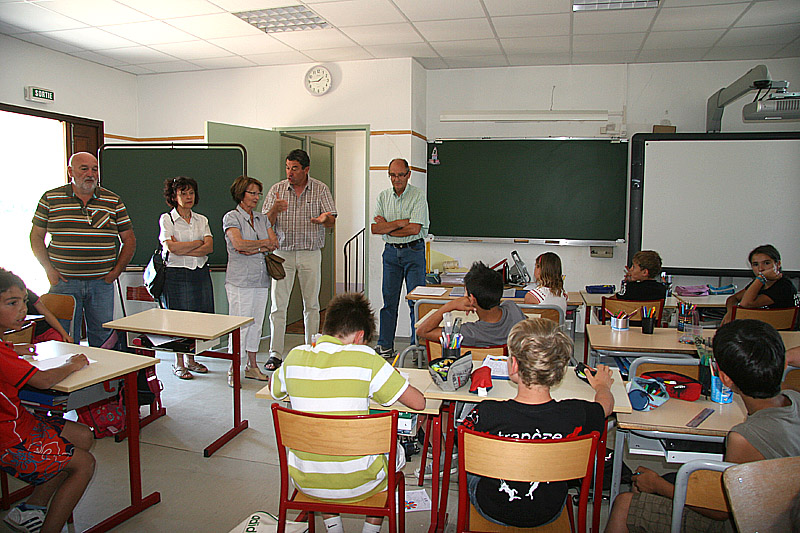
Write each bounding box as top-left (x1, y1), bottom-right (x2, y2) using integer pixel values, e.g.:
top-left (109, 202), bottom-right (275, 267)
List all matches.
top-left (436, 401), bottom-right (456, 533)
top-left (610, 427), bottom-right (628, 507)
top-left (204, 328), bottom-right (249, 457)
top-left (427, 413), bottom-right (442, 533)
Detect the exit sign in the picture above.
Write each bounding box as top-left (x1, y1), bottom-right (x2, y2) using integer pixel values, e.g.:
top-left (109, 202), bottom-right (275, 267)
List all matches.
top-left (24, 86), bottom-right (55, 103)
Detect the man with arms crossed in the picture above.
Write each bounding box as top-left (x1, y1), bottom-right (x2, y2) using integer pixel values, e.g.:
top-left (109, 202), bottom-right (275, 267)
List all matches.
top-left (30, 152), bottom-right (136, 346)
top-left (263, 149), bottom-right (336, 372)
top-left (371, 158), bottom-right (429, 358)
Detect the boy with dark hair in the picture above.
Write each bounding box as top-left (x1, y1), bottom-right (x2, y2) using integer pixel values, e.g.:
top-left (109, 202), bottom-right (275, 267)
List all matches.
top-left (616, 250), bottom-right (666, 301)
top-left (417, 261), bottom-right (526, 347)
top-left (606, 319), bottom-right (800, 533)
top-left (462, 318), bottom-right (614, 528)
top-left (0, 269), bottom-right (96, 533)
top-left (270, 292), bottom-right (425, 533)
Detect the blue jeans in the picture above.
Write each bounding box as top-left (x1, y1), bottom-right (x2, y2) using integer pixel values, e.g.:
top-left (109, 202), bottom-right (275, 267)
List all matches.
top-left (50, 278), bottom-right (115, 347)
top-left (378, 241), bottom-right (426, 349)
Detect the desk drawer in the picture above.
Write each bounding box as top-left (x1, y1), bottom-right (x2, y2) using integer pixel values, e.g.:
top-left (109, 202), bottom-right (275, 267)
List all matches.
top-left (127, 332), bottom-right (218, 354)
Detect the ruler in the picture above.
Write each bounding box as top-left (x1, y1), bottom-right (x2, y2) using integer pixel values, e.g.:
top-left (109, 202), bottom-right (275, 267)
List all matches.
top-left (686, 407), bottom-right (715, 428)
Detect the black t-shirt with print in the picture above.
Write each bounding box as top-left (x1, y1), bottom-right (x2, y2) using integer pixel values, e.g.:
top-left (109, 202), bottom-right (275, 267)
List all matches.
top-left (744, 277), bottom-right (799, 309)
top-left (461, 399), bottom-right (605, 527)
top-left (616, 279), bottom-right (666, 301)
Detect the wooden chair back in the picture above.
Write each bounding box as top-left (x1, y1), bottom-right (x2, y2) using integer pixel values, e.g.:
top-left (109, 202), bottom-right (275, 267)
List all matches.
top-left (456, 426), bottom-right (599, 533)
top-left (518, 304), bottom-right (564, 327)
top-left (723, 456), bottom-right (800, 533)
top-left (670, 460), bottom-right (733, 533)
top-left (3, 322), bottom-right (35, 344)
top-left (730, 306), bottom-right (798, 330)
top-left (783, 367), bottom-right (800, 393)
top-left (39, 293), bottom-right (76, 322)
top-left (629, 357), bottom-right (701, 380)
top-left (601, 297), bottom-right (664, 325)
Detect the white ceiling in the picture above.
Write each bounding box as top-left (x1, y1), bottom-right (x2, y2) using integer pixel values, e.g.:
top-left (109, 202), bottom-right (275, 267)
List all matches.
top-left (1, 0), bottom-right (798, 75)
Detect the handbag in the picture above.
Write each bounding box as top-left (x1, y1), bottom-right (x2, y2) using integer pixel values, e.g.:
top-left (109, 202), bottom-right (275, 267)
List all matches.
top-left (265, 253), bottom-right (286, 280)
top-left (76, 394), bottom-right (126, 438)
top-left (143, 246), bottom-right (169, 299)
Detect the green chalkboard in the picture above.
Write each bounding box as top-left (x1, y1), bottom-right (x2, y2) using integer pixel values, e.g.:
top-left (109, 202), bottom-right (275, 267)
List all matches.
top-left (427, 139), bottom-right (627, 242)
top-left (99, 144), bottom-right (246, 267)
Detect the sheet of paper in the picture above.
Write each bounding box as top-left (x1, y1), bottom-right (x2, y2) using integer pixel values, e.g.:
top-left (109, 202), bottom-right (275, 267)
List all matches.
top-left (145, 333), bottom-right (178, 346)
top-left (409, 286), bottom-right (447, 297)
top-left (449, 286), bottom-right (466, 297)
top-left (33, 353), bottom-right (96, 371)
top-left (502, 288), bottom-right (516, 298)
top-left (481, 355), bottom-right (510, 379)
top-left (397, 488), bottom-right (432, 512)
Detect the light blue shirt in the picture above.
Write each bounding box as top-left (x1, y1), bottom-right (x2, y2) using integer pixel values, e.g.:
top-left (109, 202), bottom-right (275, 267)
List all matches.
top-left (374, 184), bottom-right (429, 244)
top-left (222, 205), bottom-right (272, 288)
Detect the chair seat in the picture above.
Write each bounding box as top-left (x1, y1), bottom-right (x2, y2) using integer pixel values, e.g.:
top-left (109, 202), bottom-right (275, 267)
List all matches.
top-left (293, 488), bottom-right (390, 510)
top-left (467, 502), bottom-right (571, 532)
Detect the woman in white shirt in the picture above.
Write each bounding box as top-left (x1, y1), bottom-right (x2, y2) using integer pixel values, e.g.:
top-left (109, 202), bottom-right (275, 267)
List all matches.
top-left (159, 177), bottom-right (214, 380)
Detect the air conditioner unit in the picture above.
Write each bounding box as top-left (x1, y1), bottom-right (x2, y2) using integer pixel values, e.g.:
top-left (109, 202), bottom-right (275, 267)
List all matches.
top-left (743, 93), bottom-right (800, 121)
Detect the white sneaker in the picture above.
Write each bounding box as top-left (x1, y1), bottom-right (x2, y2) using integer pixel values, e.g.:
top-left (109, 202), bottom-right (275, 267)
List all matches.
top-left (4, 505), bottom-right (46, 533)
top-left (414, 457), bottom-right (458, 480)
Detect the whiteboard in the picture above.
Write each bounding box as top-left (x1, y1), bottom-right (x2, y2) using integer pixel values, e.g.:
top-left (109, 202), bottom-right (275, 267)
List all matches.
top-left (631, 134), bottom-right (800, 274)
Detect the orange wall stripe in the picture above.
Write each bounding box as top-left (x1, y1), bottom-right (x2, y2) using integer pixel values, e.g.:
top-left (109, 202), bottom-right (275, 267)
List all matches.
top-left (371, 130), bottom-right (427, 141)
top-left (370, 165), bottom-right (425, 174)
top-left (105, 134), bottom-right (205, 142)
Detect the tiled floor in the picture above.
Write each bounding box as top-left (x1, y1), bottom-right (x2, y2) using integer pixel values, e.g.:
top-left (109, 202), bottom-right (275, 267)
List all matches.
top-left (3, 333), bottom-right (670, 532)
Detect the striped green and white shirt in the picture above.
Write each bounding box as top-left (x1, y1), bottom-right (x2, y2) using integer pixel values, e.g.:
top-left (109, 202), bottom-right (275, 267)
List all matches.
top-left (270, 335), bottom-right (409, 502)
top-left (32, 184), bottom-right (133, 279)
top-left (374, 184), bottom-right (429, 244)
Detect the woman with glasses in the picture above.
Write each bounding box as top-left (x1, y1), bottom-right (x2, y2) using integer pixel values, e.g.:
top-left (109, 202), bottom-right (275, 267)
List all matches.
top-left (159, 176), bottom-right (214, 380)
top-left (223, 175), bottom-right (278, 387)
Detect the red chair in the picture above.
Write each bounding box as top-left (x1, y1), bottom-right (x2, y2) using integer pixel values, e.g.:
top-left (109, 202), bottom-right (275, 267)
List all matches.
top-left (600, 297), bottom-right (665, 326)
top-left (271, 404), bottom-right (405, 533)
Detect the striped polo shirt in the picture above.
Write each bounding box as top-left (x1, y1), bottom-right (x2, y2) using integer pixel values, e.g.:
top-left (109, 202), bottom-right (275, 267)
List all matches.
top-left (32, 184), bottom-right (133, 279)
top-left (270, 335), bottom-right (409, 502)
top-left (374, 183), bottom-right (429, 244)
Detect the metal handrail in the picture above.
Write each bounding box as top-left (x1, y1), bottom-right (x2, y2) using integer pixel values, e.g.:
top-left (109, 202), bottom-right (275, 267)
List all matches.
top-left (343, 228), bottom-right (365, 293)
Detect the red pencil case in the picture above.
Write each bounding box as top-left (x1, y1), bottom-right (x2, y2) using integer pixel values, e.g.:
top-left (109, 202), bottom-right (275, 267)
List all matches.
top-left (641, 371), bottom-right (703, 401)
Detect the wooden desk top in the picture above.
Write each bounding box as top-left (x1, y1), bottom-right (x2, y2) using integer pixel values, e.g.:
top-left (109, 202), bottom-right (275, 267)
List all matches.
top-left (31, 341), bottom-right (159, 393)
top-left (408, 287), bottom-right (583, 307)
top-left (423, 362), bottom-right (632, 414)
top-left (255, 368), bottom-right (443, 416)
top-left (105, 308), bottom-right (253, 340)
top-left (617, 395), bottom-right (747, 437)
top-left (587, 325), bottom-right (800, 354)
top-left (580, 291), bottom-right (729, 309)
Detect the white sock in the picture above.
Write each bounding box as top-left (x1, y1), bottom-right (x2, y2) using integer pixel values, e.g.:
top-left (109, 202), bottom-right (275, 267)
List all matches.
top-left (362, 521), bottom-right (382, 533)
top-left (323, 516), bottom-right (343, 533)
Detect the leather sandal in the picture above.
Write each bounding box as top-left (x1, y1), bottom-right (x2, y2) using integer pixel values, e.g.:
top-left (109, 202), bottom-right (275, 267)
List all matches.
top-left (172, 365), bottom-right (193, 380)
top-left (185, 360), bottom-right (208, 373)
top-left (263, 356), bottom-right (282, 372)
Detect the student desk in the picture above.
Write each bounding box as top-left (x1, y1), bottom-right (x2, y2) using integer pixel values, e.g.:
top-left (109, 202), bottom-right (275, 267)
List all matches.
top-left (0, 341), bottom-right (161, 532)
top-left (105, 309), bottom-right (253, 457)
top-left (423, 362), bottom-right (631, 533)
top-left (255, 369), bottom-right (444, 530)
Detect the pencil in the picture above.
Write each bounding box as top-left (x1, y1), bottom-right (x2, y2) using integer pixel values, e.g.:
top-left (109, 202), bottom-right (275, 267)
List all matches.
top-left (391, 352), bottom-right (401, 367)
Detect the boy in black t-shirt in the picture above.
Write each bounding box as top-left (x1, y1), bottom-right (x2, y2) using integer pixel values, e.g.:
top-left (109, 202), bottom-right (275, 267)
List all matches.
top-left (616, 250), bottom-right (666, 301)
top-left (461, 318), bottom-right (614, 528)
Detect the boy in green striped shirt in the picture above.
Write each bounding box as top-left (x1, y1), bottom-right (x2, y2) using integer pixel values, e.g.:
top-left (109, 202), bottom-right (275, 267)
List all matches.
top-left (270, 292), bottom-right (425, 533)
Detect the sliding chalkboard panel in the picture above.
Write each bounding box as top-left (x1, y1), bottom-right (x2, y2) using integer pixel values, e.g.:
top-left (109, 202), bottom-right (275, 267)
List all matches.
top-left (99, 144), bottom-right (246, 267)
top-left (426, 139), bottom-right (627, 243)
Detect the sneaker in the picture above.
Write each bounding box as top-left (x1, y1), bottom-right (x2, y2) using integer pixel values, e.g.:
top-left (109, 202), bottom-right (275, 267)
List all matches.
top-left (414, 457), bottom-right (458, 480)
top-left (4, 505), bottom-right (46, 533)
top-left (376, 346), bottom-right (394, 358)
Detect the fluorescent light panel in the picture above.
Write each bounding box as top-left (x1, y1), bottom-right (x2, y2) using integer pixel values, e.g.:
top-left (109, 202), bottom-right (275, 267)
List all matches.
top-left (234, 6), bottom-right (328, 33)
top-left (440, 110), bottom-right (609, 122)
top-left (573, 0), bottom-right (658, 11)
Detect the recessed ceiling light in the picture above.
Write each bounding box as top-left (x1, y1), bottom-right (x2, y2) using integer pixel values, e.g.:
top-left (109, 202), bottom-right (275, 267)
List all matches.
top-left (573, 0), bottom-right (659, 11)
top-left (234, 6), bottom-right (328, 33)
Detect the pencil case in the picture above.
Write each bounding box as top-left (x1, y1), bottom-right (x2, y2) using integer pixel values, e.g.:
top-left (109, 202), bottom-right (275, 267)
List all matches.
top-left (708, 284), bottom-right (736, 295)
top-left (674, 285), bottom-right (710, 296)
top-left (585, 284), bottom-right (615, 294)
top-left (428, 353), bottom-right (472, 392)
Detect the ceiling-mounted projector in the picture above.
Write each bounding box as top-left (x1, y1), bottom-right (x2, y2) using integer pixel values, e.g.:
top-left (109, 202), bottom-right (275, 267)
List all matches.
top-left (743, 92), bottom-right (800, 121)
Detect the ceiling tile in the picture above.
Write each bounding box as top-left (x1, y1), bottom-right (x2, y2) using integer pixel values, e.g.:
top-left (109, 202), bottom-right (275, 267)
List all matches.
top-left (188, 55), bottom-right (258, 69)
top-left (150, 40), bottom-right (234, 59)
top-left (653, 4), bottom-right (748, 31)
top-left (135, 60), bottom-right (204, 72)
top-left (270, 28), bottom-right (354, 49)
top-left (0, 2), bottom-right (87, 32)
top-left (212, 0), bottom-right (301, 11)
top-left (209, 34), bottom-right (292, 55)
top-left (115, 64), bottom-right (156, 74)
top-left (574, 9), bottom-right (656, 34)
top-left (643, 29), bottom-right (725, 49)
top-left (166, 13), bottom-right (264, 39)
top-left (507, 52), bottom-right (571, 66)
top-left (414, 56), bottom-right (449, 69)
top-left (244, 50), bottom-right (314, 65)
top-left (444, 55), bottom-right (509, 68)
top-left (13, 32), bottom-right (86, 53)
top-left (392, 0), bottom-right (485, 22)
top-left (500, 36), bottom-right (570, 54)
top-left (705, 44), bottom-right (783, 60)
top-left (101, 20), bottom-right (196, 44)
top-left (36, 0), bottom-right (152, 26)
top-left (364, 42), bottom-right (437, 58)
top-left (0, 19), bottom-right (25, 34)
top-left (92, 45), bottom-right (176, 63)
top-left (114, 0), bottom-right (224, 19)
top-left (571, 50), bottom-right (637, 63)
top-left (310, 0), bottom-right (404, 27)
top-left (660, 0), bottom-right (746, 6)
top-left (574, 33), bottom-right (646, 52)
top-left (484, 0), bottom-right (571, 17)
top-left (339, 23), bottom-right (422, 46)
top-left (304, 46), bottom-right (373, 61)
top-left (40, 27), bottom-right (138, 49)
top-left (493, 14), bottom-right (571, 38)
top-left (736, 0), bottom-right (800, 27)
top-left (718, 24), bottom-right (800, 47)
top-left (430, 39), bottom-right (501, 57)
top-left (415, 18), bottom-right (494, 42)
top-left (772, 38), bottom-right (800, 58)
top-left (636, 47), bottom-right (710, 62)
top-left (69, 49), bottom-right (128, 66)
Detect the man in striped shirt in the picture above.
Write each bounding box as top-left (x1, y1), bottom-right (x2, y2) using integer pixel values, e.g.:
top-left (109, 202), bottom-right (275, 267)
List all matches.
top-left (270, 292), bottom-right (425, 533)
top-left (371, 158), bottom-right (430, 358)
top-left (30, 152), bottom-right (136, 346)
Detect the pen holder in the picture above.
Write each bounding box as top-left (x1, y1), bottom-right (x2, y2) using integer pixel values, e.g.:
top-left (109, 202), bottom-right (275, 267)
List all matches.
top-left (428, 354), bottom-right (471, 392)
top-left (610, 316), bottom-right (629, 331)
top-left (441, 347), bottom-right (461, 359)
top-left (640, 317), bottom-right (655, 334)
top-left (677, 309), bottom-right (699, 332)
top-left (710, 375), bottom-right (732, 404)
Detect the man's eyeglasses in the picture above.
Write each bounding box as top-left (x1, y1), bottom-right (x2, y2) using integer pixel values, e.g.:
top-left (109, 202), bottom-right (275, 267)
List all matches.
top-left (389, 172), bottom-right (408, 179)
top-left (245, 191), bottom-right (263, 197)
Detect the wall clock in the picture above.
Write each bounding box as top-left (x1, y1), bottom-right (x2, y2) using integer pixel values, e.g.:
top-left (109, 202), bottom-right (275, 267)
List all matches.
top-left (305, 65), bottom-right (332, 96)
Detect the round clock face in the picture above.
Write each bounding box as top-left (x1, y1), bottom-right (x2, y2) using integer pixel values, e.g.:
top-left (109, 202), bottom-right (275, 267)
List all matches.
top-left (305, 65), bottom-right (332, 96)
